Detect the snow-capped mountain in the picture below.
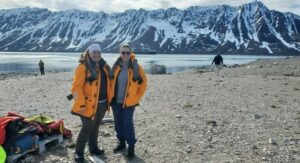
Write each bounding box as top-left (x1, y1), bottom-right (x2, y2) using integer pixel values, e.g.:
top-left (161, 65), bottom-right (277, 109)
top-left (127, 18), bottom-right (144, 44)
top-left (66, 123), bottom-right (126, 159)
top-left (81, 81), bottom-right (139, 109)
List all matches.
top-left (0, 1), bottom-right (300, 55)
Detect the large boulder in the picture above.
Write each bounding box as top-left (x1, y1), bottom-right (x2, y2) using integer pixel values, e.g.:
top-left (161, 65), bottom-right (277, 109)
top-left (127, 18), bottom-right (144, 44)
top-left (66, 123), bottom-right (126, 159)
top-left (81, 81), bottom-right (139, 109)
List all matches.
top-left (150, 64), bottom-right (167, 74)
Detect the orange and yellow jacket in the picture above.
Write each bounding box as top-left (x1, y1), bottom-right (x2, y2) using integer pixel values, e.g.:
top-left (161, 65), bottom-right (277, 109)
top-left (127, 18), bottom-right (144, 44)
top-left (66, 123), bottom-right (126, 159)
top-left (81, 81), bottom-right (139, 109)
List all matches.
top-left (71, 63), bottom-right (110, 119)
top-left (109, 57), bottom-right (147, 108)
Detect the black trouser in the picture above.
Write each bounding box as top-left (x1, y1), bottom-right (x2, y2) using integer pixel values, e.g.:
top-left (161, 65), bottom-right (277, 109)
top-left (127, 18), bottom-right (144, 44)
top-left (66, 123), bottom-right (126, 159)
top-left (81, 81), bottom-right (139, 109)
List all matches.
top-left (40, 67), bottom-right (45, 75)
top-left (75, 102), bottom-right (107, 155)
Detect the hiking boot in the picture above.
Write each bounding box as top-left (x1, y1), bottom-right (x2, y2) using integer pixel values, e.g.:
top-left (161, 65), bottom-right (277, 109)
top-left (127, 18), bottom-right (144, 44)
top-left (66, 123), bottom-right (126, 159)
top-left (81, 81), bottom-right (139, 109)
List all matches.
top-left (113, 140), bottom-right (126, 153)
top-left (90, 148), bottom-right (105, 156)
top-left (74, 153), bottom-right (85, 163)
top-left (127, 145), bottom-right (135, 159)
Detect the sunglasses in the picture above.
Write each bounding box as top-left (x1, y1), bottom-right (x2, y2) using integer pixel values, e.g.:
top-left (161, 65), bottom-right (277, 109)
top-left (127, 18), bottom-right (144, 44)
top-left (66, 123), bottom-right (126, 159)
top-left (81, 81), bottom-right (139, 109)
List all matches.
top-left (121, 51), bottom-right (131, 55)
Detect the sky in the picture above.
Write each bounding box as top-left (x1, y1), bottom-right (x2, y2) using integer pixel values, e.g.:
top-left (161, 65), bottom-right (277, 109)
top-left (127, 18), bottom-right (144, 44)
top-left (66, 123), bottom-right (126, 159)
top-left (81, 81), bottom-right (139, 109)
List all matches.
top-left (0, 0), bottom-right (299, 15)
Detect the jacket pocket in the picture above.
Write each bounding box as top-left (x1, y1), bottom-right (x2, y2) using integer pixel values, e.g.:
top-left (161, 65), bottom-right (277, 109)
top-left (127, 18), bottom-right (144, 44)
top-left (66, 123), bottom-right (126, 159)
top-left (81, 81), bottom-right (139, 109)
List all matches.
top-left (85, 96), bottom-right (95, 115)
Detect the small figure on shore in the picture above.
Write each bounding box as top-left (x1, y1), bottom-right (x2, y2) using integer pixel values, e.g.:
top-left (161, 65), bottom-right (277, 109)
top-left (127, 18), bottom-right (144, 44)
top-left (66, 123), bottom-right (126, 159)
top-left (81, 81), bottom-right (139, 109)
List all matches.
top-left (38, 59), bottom-right (45, 75)
top-left (212, 52), bottom-right (223, 76)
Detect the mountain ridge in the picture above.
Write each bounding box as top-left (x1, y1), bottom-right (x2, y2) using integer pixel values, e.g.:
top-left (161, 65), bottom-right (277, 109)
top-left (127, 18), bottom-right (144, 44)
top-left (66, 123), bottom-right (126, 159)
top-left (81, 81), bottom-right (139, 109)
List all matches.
top-left (0, 1), bottom-right (300, 55)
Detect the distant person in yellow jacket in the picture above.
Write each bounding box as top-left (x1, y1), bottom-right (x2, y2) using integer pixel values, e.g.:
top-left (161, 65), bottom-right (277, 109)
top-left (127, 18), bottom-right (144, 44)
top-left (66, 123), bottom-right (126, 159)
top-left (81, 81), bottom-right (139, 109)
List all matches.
top-left (109, 44), bottom-right (147, 159)
top-left (71, 44), bottom-right (110, 163)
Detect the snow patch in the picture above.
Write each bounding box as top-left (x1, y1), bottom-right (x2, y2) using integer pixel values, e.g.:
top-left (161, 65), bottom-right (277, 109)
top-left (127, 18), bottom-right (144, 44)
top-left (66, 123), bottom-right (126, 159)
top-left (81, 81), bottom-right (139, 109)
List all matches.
top-left (260, 41), bottom-right (273, 54)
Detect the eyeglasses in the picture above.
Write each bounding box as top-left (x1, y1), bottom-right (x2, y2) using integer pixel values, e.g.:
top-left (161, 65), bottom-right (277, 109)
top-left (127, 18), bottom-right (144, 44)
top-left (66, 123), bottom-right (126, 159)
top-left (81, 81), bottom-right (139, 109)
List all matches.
top-left (121, 51), bottom-right (131, 55)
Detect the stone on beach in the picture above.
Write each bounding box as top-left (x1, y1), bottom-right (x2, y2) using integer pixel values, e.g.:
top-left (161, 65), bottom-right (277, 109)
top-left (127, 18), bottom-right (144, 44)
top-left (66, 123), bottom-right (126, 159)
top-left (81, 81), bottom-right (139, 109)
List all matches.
top-left (150, 64), bottom-right (167, 74)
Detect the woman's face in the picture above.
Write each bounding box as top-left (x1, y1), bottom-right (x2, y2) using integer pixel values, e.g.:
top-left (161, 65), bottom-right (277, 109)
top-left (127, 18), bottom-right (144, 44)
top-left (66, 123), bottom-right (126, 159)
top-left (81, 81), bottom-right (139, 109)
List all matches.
top-left (120, 47), bottom-right (131, 62)
top-left (89, 50), bottom-right (101, 62)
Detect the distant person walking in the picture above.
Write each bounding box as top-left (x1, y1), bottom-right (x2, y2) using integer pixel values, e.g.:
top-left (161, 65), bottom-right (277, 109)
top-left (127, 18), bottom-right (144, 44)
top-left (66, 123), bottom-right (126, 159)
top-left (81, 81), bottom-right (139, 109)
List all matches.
top-left (212, 52), bottom-right (223, 76)
top-left (109, 44), bottom-right (147, 159)
top-left (38, 59), bottom-right (45, 75)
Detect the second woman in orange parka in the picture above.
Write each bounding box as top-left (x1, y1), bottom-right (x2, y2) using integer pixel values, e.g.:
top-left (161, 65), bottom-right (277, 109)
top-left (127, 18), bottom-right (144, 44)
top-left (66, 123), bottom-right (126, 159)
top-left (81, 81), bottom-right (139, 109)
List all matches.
top-left (71, 44), bottom-right (110, 163)
top-left (109, 44), bottom-right (147, 159)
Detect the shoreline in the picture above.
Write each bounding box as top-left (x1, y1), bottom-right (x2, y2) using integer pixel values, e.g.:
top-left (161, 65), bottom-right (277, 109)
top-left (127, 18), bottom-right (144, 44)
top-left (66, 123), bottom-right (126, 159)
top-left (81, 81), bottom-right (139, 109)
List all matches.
top-left (0, 56), bottom-right (294, 80)
top-left (0, 69), bottom-right (73, 80)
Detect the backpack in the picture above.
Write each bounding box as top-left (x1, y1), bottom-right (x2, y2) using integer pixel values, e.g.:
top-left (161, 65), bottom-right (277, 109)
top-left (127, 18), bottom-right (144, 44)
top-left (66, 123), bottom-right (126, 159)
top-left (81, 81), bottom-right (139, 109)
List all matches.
top-left (0, 115), bottom-right (23, 145)
top-left (4, 134), bottom-right (38, 155)
top-left (25, 115), bottom-right (72, 138)
top-left (2, 118), bottom-right (38, 155)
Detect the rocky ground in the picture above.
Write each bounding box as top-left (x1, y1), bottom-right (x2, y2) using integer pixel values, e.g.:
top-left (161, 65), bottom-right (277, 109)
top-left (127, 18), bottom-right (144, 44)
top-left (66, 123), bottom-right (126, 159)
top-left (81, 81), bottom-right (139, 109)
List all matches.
top-left (0, 57), bottom-right (299, 163)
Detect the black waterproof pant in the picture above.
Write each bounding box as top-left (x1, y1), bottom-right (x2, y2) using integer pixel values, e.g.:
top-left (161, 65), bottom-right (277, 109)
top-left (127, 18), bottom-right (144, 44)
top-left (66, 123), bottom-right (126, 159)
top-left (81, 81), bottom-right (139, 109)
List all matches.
top-left (75, 102), bottom-right (107, 156)
top-left (40, 67), bottom-right (45, 75)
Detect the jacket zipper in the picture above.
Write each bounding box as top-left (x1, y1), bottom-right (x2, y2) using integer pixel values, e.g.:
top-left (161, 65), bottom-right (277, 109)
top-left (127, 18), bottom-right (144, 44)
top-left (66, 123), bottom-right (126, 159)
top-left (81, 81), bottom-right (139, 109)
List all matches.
top-left (91, 69), bottom-right (101, 120)
top-left (103, 67), bottom-right (110, 114)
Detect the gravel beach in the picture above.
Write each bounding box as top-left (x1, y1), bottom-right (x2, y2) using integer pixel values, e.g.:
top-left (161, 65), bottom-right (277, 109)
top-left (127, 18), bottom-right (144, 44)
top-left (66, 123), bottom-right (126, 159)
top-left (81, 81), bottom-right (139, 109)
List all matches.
top-left (0, 57), bottom-right (299, 163)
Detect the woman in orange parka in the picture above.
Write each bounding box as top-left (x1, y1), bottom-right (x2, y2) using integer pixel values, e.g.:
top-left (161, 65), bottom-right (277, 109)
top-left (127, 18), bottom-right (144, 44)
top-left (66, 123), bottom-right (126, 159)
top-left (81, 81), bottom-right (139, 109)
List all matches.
top-left (71, 44), bottom-right (110, 163)
top-left (109, 44), bottom-right (147, 159)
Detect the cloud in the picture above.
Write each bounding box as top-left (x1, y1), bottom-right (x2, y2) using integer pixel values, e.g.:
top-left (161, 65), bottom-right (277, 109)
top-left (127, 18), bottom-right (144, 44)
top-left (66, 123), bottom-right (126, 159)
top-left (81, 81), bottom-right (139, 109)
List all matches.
top-left (0, 0), bottom-right (299, 15)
